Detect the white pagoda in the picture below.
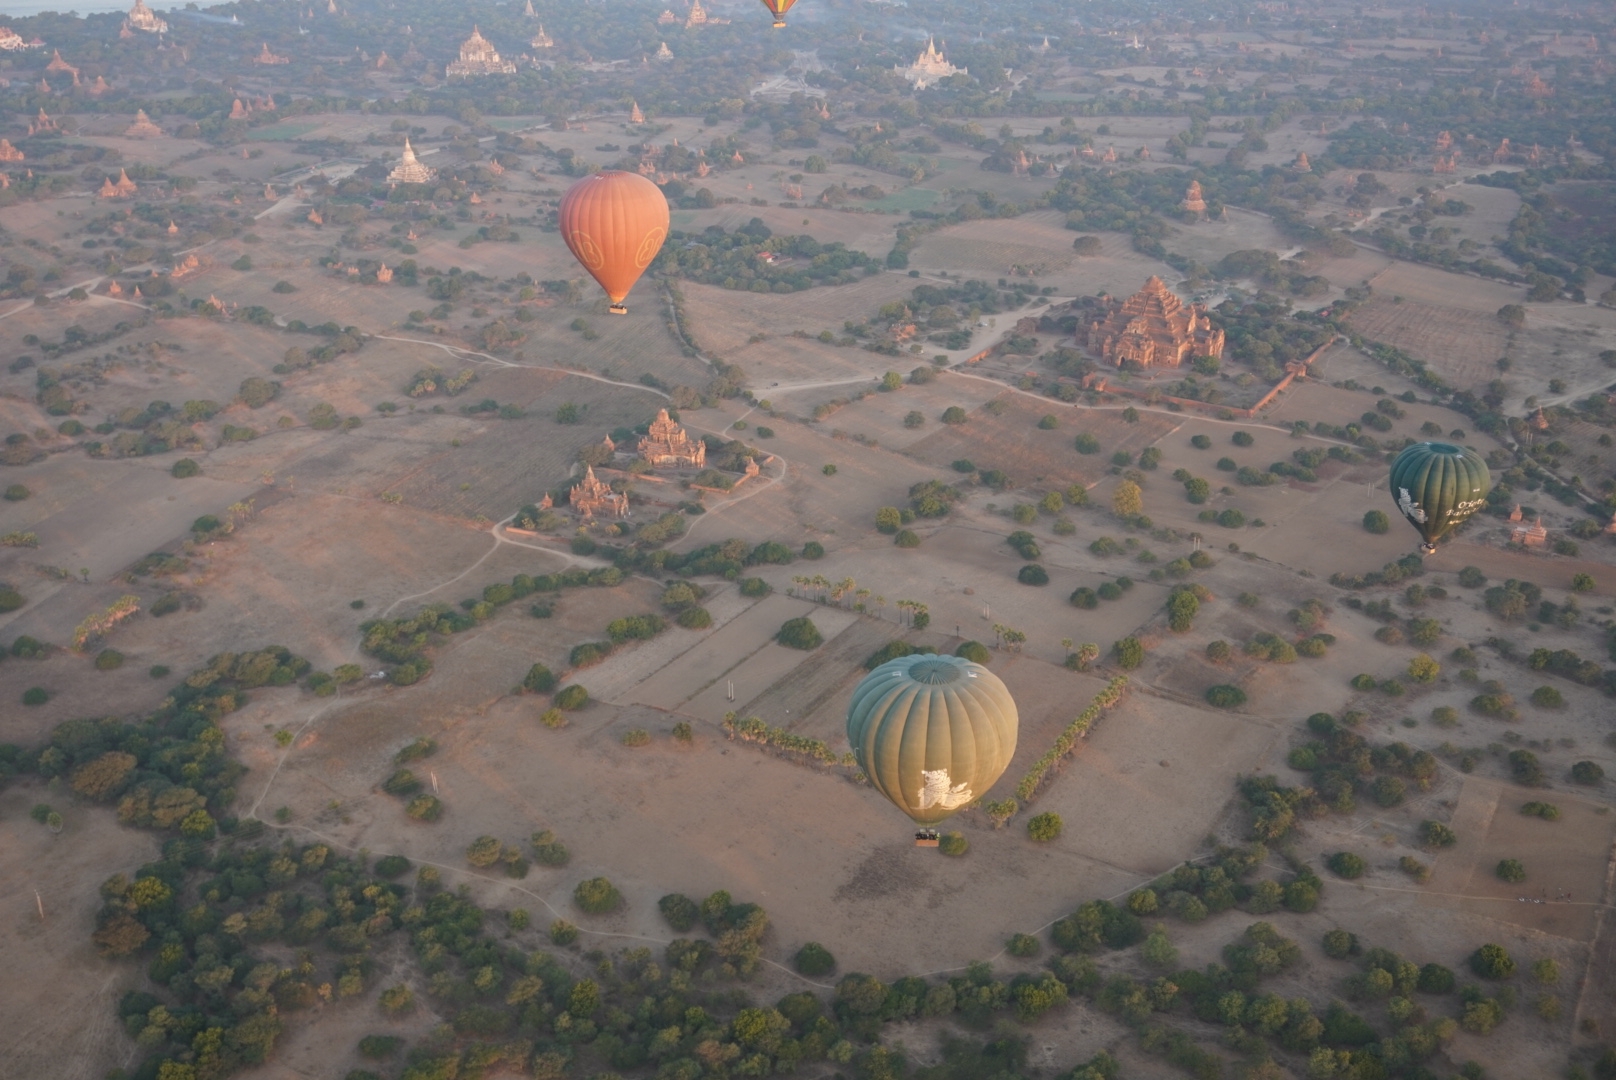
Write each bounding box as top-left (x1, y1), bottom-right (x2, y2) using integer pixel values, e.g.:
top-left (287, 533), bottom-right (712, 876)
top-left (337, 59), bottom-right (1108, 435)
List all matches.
top-left (897, 37), bottom-right (964, 88)
top-left (387, 138), bottom-right (435, 184)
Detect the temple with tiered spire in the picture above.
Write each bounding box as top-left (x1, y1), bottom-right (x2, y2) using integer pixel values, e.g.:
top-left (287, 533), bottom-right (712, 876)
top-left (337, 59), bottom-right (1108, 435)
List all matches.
top-left (897, 37), bottom-right (964, 88)
top-left (446, 26), bottom-right (516, 77)
top-left (125, 109), bottom-right (162, 137)
top-left (1081, 277), bottom-right (1225, 369)
top-left (1181, 180), bottom-right (1207, 217)
top-left (387, 138), bottom-right (434, 184)
top-left (252, 41), bottom-right (290, 64)
top-left (569, 466), bottom-right (629, 518)
top-left (125, 0), bottom-right (168, 34)
top-left (530, 24), bottom-right (554, 48)
top-left (638, 409), bottom-right (706, 468)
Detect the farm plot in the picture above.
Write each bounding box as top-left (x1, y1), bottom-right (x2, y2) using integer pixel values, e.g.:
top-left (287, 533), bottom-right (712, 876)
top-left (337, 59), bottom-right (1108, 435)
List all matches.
top-left (911, 212), bottom-right (1180, 299)
top-left (1421, 777), bottom-right (1616, 942)
top-left (1344, 297), bottom-right (1514, 388)
top-left (373, 371), bottom-right (665, 520)
top-left (903, 388), bottom-right (1179, 488)
top-left (678, 277), bottom-right (919, 358)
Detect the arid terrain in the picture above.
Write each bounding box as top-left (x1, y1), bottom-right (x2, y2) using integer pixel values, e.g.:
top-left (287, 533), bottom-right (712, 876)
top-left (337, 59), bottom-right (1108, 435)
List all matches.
top-left (3, 1), bottom-right (1616, 1079)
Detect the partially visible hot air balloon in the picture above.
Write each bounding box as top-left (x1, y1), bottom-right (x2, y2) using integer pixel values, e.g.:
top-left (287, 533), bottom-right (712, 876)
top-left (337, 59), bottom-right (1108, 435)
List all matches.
top-left (846, 655), bottom-right (1018, 826)
top-left (1388, 441), bottom-right (1491, 554)
top-left (557, 171), bottom-right (669, 314)
top-left (759, 0), bottom-right (796, 27)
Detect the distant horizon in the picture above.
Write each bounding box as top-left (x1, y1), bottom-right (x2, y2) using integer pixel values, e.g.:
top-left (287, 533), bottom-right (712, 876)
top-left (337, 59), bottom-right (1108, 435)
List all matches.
top-left (4, 0), bottom-right (143, 16)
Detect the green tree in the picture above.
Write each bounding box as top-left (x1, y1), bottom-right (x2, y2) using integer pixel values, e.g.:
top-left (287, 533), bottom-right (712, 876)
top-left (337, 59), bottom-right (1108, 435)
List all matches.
top-left (1363, 510), bottom-right (1390, 534)
top-left (1112, 480), bottom-right (1143, 518)
top-left (1027, 812), bottom-right (1063, 841)
top-left (574, 877), bottom-right (622, 914)
top-left (1113, 637), bottom-right (1145, 670)
top-left (941, 406), bottom-right (967, 424)
top-left (1469, 943), bottom-right (1515, 979)
top-left (777, 617), bottom-right (822, 649)
top-left (794, 942), bottom-right (836, 976)
top-left (874, 507), bottom-right (902, 534)
top-left (1407, 654), bottom-right (1440, 683)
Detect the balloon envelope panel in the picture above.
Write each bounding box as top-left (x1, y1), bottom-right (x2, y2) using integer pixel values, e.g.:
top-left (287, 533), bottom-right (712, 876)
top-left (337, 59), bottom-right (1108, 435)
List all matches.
top-left (846, 655), bottom-right (1018, 825)
top-left (557, 171), bottom-right (670, 308)
top-left (1388, 442), bottom-right (1491, 546)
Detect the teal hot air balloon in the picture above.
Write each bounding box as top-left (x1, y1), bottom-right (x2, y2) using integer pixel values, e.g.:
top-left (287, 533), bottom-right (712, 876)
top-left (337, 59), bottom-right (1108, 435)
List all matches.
top-left (1388, 441), bottom-right (1491, 554)
top-left (846, 655), bottom-right (1018, 826)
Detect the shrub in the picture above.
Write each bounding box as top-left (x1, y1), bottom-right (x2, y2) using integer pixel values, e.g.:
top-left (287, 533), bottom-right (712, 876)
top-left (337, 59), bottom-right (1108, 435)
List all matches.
top-left (1530, 685), bottom-right (1564, 708)
top-left (550, 920), bottom-right (579, 945)
top-left (677, 606), bottom-right (713, 629)
top-left (466, 835), bottom-right (504, 867)
top-left (574, 877), bottom-right (622, 914)
top-left (1521, 801), bottom-right (1560, 820)
top-left (1232, 431), bottom-right (1254, 447)
top-left (768, 616), bottom-right (823, 653)
top-left (171, 458), bottom-right (200, 479)
top-left (939, 832), bottom-right (968, 856)
top-left (532, 830), bottom-right (569, 865)
top-left (539, 709), bottom-right (566, 729)
top-left (1363, 510), bottom-right (1390, 534)
top-left (1074, 433), bottom-right (1100, 454)
top-left (3, 484), bottom-right (28, 501)
top-left (94, 649), bottom-right (125, 670)
top-left (1017, 564), bottom-right (1049, 586)
top-left (1205, 684), bottom-right (1246, 708)
top-left (621, 728), bottom-right (651, 747)
top-left (956, 640), bottom-right (992, 664)
top-left (553, 685), bottom-right (589, 710)
top-left (523, 663), bottom-right (557, 693)
top-left (659, 893), bottom-right (700, 932)
top-left (801, 541), bottom-right (824, 559)
top-left (1419, 820), bottom-right (1458, 848)
top-left (1327, 852), bottom-right (1367, 879)
top-left (360, 1035), bottom-right (402, 1060)
top-left (941, 406), bottom-right (967, 424)
top-left (1113, 637), bottom-right (1145, 669)
top-left (1399, 856), bottom-right (1431, 883)
top-left (795, 942), bottom-right (836, 976)
top-left (894, 529), bottom-right (921, 548)
top-left (1370, 775), bottom-right (1406, 807)
top-left (1027, 812), bottom-right (1063, 841)
top-left (1008, 932), bottom-right (1041, 957)
top-left (1206, 640), bottom-right (1232, 662)
top-left (739, 576), bottom-right (772, 597)
top-left (1571, 760), bottom-right (1605, 785)
top-left (1069, 587), bottom-right (1098, 609)
top-left (1469, 944), bottom-right (1515, 980)
top-left (405, 794), bottom-right (442, 821)
top-left (22, 687), bottom-right (48, 705)
top-left (874, 506), bottom-right (902, 533)
top-left (1323, 930), bottom-right (1360, 959)
top-left (374, 855), bottom-right (411, 878)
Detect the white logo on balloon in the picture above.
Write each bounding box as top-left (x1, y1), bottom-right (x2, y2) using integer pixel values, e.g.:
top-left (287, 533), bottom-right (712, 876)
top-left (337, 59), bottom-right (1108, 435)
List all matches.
top-left (917, 768), bottom-right (973, 810)
top-left (1398, 487), bottom-right (1426, 523)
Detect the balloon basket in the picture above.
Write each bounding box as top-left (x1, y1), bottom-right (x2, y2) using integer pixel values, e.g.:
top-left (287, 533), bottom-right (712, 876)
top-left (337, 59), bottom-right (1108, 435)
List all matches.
top-left (1419, 543), bottom-right (1436, 555)
top-left (608, 303), bottom-right (628, 315)
top-left (913, 829), bottom-right (940, 848)
top-left (773, 19), bottom-right (787, 27)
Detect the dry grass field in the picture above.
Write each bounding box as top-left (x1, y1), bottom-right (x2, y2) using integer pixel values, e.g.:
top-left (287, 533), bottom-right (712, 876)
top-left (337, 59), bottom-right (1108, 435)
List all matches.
top-left (904, 386), bottom-right (1179, 488)
top-left (5, 42), bottom-right (1616, 1079)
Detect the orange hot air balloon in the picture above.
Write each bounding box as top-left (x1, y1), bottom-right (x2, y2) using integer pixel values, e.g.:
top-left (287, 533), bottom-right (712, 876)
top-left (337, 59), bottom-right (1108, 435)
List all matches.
top-left (558, 171), bottom-right (669, 314)
top-left (759, 0), bottom-right (797, 27)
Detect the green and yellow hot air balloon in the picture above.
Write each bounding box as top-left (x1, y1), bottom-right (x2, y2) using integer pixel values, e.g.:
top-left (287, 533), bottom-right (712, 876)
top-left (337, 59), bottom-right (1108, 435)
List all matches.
top-left (1388, 441), bottom-right (1491, 554)
top-left (846, 655), bottom-right (1018, 826)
